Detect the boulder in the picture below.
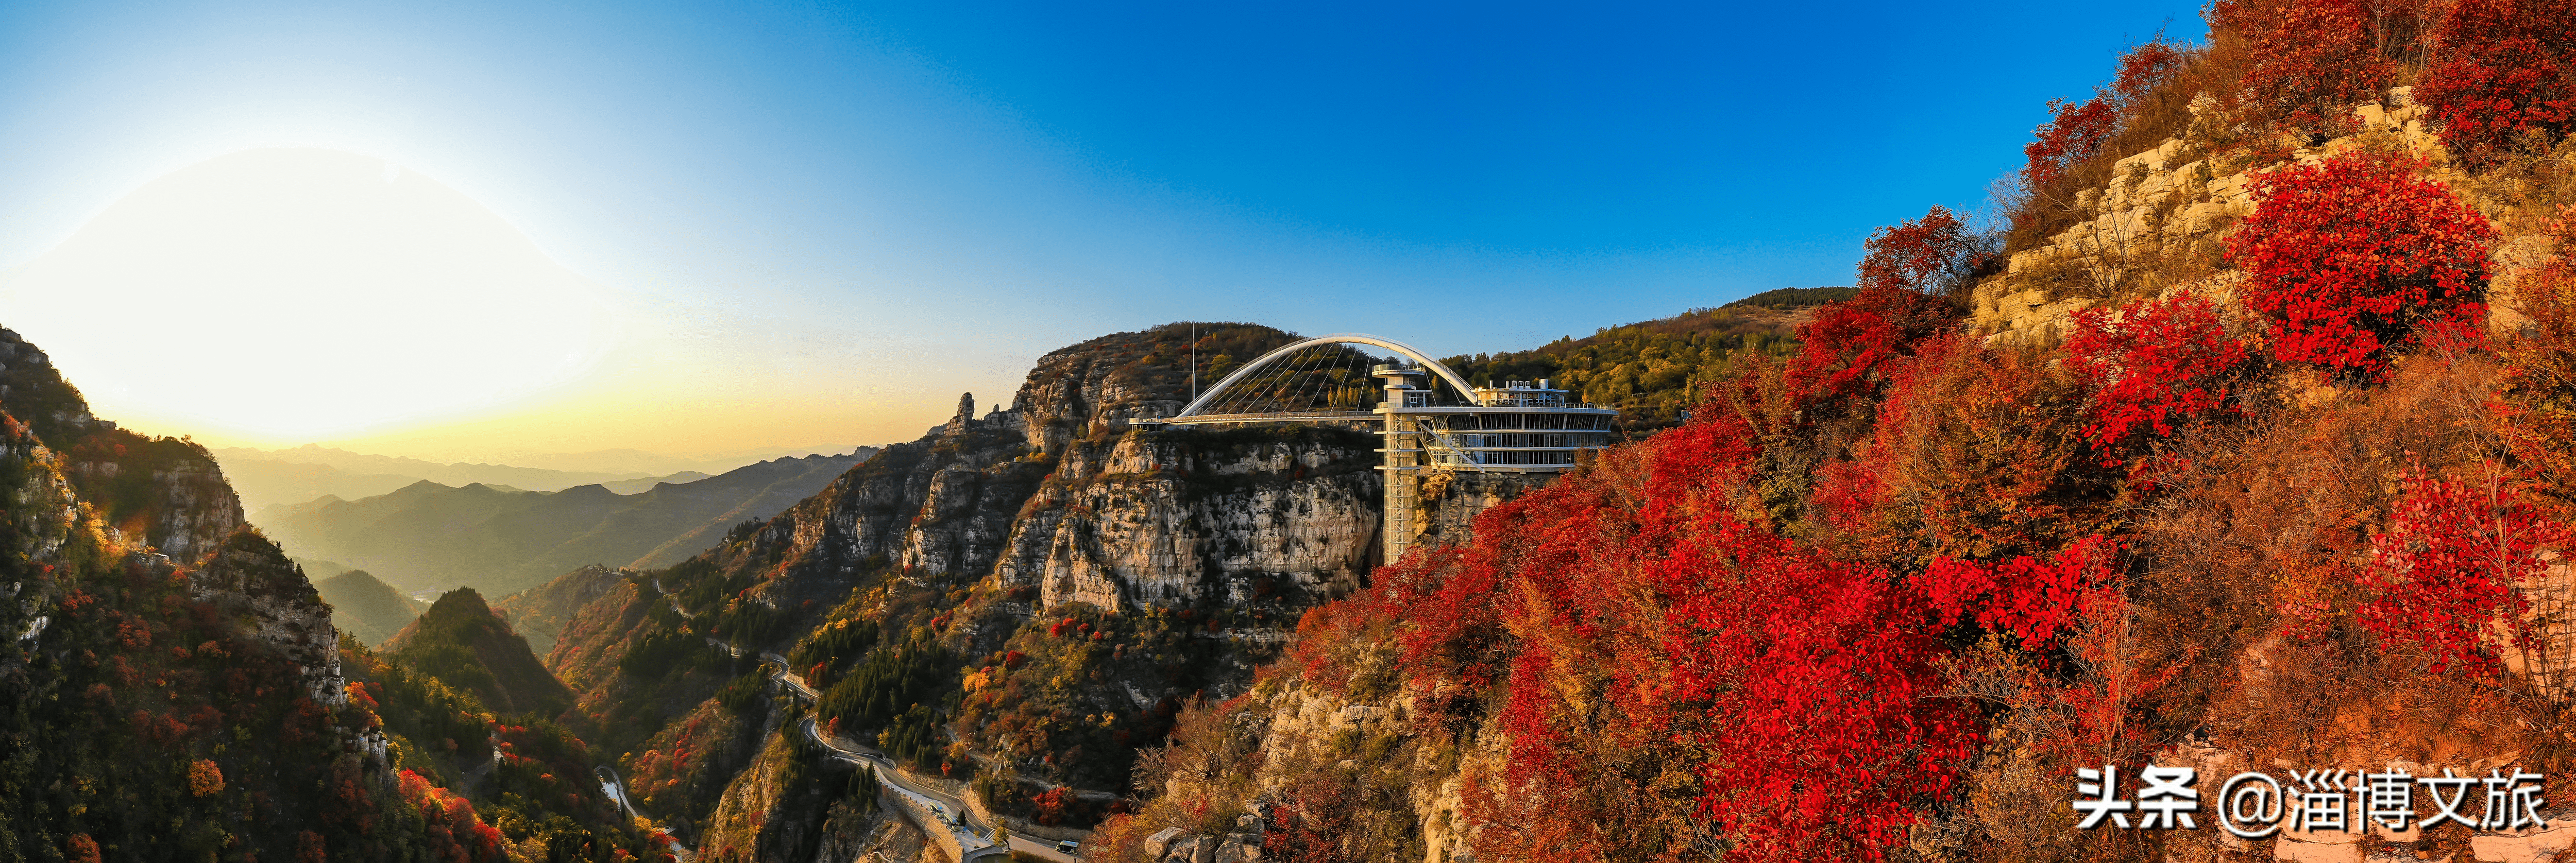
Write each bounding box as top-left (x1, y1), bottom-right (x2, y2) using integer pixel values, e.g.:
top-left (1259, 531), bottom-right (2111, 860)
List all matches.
top-left (1145, 827), bottom-right (1191, 859)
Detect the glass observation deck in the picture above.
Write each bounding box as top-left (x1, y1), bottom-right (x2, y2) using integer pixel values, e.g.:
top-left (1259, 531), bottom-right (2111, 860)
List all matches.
top-left (1369, 365), bottom-right (1618, 473)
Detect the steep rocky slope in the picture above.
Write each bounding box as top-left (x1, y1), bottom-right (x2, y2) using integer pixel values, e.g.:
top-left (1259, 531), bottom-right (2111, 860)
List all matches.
top-left (0, 325), bottom-right (660, 861)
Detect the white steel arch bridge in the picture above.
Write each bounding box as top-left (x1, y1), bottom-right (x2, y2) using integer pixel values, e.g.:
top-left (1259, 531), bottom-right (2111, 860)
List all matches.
top-left (1140, 333), bottom-right (1619, 560)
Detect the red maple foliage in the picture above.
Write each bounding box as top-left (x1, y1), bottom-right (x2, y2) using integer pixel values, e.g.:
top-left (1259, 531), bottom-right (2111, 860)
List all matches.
top-left (2355, 462), bottom-right (2565, 676)
top-left (2110, 40), bottom-right (2188, 105)
top-left (2023, 96), bottom-right (2121, 200)
top-left (2214, 0), bottom-right (2420, 130)
top-left (2064, 293), bottom-right (2252, 456)
top-left (1857, 205), bottom-right (1989, 297)
top-left (396, 769), bottom-right (509, 863)
top-left (1782, 206), bottom-right (1981, 411)
top-left (2226, 152), bottom-right (2494, 381)
top-left (1406, 399), bottom-right (1977, 861)
top-left (2019, 37), bottom-right (2185, 208)
top-left (1785, 288), bottom-right (1959, 410)
top-left (1922, 537), bottom-right (2117, 652)
top-left (2415, 0), bottom-right (2576, 160)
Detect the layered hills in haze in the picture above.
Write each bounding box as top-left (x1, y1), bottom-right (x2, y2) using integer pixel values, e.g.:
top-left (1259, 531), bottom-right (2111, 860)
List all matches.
top-left (210, 443), bottom-right (866, 511)
top-left (250, 450), bottom-right (874, 596)
top-left (314, 567), bottom-right (428, 645)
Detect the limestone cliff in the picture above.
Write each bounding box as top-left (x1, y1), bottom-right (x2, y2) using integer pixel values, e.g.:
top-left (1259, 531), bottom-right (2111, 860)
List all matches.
top-left (538, 321), bottom-right (1573, 842)
top-left (1967, 87), bottom-right (2539, 347)
top-left (687, 323), bottom-right (1437, 626)
top-left (995, 425), bottom-right (1382, 613)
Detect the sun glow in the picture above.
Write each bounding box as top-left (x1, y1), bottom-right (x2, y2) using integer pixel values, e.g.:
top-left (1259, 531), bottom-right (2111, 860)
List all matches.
top-left (0, 148), bottom-right (614, 443)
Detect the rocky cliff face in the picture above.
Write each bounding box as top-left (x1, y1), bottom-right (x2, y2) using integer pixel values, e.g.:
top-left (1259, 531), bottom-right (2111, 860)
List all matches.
top-left (708, 322), bottom-right (1460, 625)
top-left (533, 322), bottom-right (1577, 852)
top-left (996, 426), bottom-right (1382, 613)
top-left (0, 328), bottom-right (245, 561)
top-left (0, 329), bottom-right (339, 710)
top-left (188, 531), bottom-right (350, 706)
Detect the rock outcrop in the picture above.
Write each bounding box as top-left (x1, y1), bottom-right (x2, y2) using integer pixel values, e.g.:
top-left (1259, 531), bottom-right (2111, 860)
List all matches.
top-left (996, 426), bottom-right (1382, 613)
top-left (0, 327), bottom-right (245, 560)
top-left (1969, 88), bottom-right (2479, 346)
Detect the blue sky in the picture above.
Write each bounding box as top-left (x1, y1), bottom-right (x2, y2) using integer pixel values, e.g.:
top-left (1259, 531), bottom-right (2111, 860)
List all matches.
top-left (0, 1), bottom-right (2209, 458)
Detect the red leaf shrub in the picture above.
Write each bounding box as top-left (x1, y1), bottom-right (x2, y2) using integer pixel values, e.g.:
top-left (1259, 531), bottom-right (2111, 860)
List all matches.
top-left (1783, 206), bottom-right (1978, 411)
top-left (2495, 206), bottom-right (2576, 515)
top-left (1422, 400), bottom-right (1976, 861)
top-left (1922, 537), bottom-right (2115, 651)
top-left (188, 758), bottom-right (226, 797)
top-left (2415, 0), bottom-right (2576, 160)
top-left (2226, 152), bottom-right (2495, 380)
top-left (2064, 294), bottom-right (2251, 455)
top-left (2355, 463), bottom-right (2565, 675)
top-left (1031, 787), bottom-right (1072, 826)
top-left (397, 769), bottom-right (508, 862)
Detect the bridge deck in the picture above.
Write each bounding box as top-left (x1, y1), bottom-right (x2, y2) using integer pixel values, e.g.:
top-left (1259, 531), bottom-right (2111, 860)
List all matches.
top-left (1157, 411), bottom-right (1378, 425)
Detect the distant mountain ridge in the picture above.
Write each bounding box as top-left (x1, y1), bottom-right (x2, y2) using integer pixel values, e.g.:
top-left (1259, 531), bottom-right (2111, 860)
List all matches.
top-left (509, 445), bottom-right (866, 476)
top-left (253, 451), bottom-right (875, 596)
top-left (214, 444), bottom-right (875, 511)
top-left (213, 445), bottom-right (660, 510)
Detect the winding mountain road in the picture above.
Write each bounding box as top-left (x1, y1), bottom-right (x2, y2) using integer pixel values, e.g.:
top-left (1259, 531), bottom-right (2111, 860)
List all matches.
top-left (596, 763), bottom-right (693, 861)
top-left (644, 579), bottom-right (1080, 861)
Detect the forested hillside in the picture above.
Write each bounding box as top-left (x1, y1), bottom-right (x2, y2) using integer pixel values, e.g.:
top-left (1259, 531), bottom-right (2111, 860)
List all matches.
top-left (1437, 299), bottom-right (1824, 429)
top-left (382, 588), bottom-right (575, 717)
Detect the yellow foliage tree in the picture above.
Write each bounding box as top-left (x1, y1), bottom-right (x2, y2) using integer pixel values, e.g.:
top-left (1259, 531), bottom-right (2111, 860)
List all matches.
top-left (187, 760), bottom-right (224, 797)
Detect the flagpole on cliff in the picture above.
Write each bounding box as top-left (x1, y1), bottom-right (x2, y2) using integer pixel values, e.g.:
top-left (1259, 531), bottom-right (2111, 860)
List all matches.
top-left (1190, 323), bottom-right (1198, 402)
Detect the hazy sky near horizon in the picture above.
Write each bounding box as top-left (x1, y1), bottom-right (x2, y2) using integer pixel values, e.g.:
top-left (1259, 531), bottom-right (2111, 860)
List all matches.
top-left (0, 1), bottom-right (2206, 462)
